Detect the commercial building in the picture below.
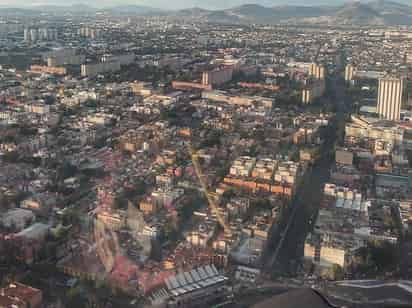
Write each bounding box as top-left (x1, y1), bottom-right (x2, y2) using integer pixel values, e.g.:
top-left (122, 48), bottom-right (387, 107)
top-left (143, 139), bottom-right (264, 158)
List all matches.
top-left (24, 28), bottom-right (57, 42)
top-left (302, 80), bottom-right (325, 104)
top-left (150, 265), bottom-right (232, 308)
top-left (407, 51), bottom-right (412, 64)
top-left (345, 115), bottom-right (404, 146)
top-left (202, 66), bottom-right (233, 86)
top-left (345, 64), bottom-right (354, 82)
top-left (305, 188), bottom-right (398, 271)
top-left (202, 91), bottom-right (273, 108)
top-left (102, 53), bottom-right (135, 66)
top-left (377, 76), bottom-right (404, 121)
top-left (81, 61), bottom-right (121, 77)
top-left (78, 27), bottom-right (101, 39)
top-left (47, 53), bottom-right (85, 67)
top-left (309, 63), bottom-right (325, 80)
top-left (29, 65), bottom-right (67, 76)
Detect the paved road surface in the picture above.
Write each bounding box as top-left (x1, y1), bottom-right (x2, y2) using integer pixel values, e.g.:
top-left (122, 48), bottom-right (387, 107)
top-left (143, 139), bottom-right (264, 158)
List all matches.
top-left (265, 73), bottom-right (350, 275)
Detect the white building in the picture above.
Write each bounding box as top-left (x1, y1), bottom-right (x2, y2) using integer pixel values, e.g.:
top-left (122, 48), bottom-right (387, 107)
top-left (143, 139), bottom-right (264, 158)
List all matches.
top-left (377, 76), bottom-right (404, 121)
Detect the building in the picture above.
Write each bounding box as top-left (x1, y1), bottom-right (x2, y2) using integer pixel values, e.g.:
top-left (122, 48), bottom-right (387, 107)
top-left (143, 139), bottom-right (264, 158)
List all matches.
top-left (377, 76), bottom-right (404, 121)
top-left (150, 265), bottom-right (232, 308)
top-left (202, 67), bottom-right (233, 86)
top-left (47, 52), bottom-right (85, 67)
top-left (345, 115), bottom-right (404, 146)
top-left (345, 64), bottom-right (354, 82)
top-left (407, 51), bottom-right (412, 64)
top-left (0, 282), bottom-right (43, 308)
top-left (97, 210), bottom-right (126, 231)
top-left (101, 53), bottom-right (135, 66)
top-left (202, 91), bottom-right (273, 108)
top-left (309, 63), bottom-right (325, 80)
top-left (78, 27), bottom-right (101, 39)
top-left (302, 80), bottom-right (325, 104)
top-left (29, 65), bottom-right (67, 76)
top-left (235, 266), bottom-right (261, 283)
top-left (81, 61), bottom-right (121, 77)
top-left (24, 28), bottom-right (57, 42)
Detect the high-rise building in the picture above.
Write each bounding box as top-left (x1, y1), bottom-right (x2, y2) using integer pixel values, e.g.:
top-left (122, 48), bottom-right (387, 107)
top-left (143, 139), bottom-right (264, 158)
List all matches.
top-left (302, 80), bottom-right (325, 104)
top-left (377, 76), bottom-right (404, 121)
top-left (309, 63), bottom-right (325, 80)
top-left (24, 28), bottom-right (30, 41)
top-left (24, 28), bottom-right (57, 42)
top-left (202, 66), bottom-right (233, 86)
top-left (345, 64), bottom-right (354, 82)
top-left (407, 51), bottom-right (412, 64)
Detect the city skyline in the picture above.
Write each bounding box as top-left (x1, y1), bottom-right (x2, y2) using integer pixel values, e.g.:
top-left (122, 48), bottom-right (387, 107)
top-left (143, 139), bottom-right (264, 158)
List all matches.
top-left (0, 1), bottom-right (412, 307)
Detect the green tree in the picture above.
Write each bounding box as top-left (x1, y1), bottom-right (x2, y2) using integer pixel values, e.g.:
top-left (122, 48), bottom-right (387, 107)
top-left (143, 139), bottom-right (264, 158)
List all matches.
top-left (327, 264), bottom-right (344, 281)
top-left (2, 151), bottom-right (19, 163)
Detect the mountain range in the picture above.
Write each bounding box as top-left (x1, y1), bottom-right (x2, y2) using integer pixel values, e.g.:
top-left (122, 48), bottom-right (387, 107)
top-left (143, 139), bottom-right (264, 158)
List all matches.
top-left (1, 1), bottom-right (412, 26)
top-left (173, 1), bottom-right (412, 25)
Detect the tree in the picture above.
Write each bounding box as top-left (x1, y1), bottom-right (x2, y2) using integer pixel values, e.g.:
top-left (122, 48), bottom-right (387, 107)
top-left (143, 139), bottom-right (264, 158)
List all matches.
top-left (352, 241), bottom-right (399, 277)
top-left (57, 161), bottom-right (78, 181)
top-left (2, 151), bottom-right (19, 163)
top-left (62, 208), bottom-right (81, 226)
top-left (327, 264), bottom-right (344, 281)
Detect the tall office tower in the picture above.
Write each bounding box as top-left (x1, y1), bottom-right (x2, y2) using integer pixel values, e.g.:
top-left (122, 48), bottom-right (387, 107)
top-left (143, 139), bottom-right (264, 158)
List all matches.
top-left (309, 63), bottom-right (325, 80)
top-left (345, 64), bottom-right (354, 82)
top-left (24, 29), bottom-right (30, 42)
top-left (377, 76), bottom-right (404, 121)
top-left (407, 51), bottom-right (412, 64)
top-left (309, 63), bottom-right (316, 76)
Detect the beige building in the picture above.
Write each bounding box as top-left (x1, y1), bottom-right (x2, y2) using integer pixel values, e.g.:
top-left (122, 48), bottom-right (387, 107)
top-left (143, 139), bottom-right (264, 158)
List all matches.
top-left (302, 80), bottom-right (325, 104)
top-left (377, 76), bottom-right (404, 121)
top-left (81, 61), bottom-right (121, 77)
top-left (202, 66), bottom-right (233, 86)
top-left (344, 64), bottom-right (354, 82)
top-left (304, 242), bottom-right (346, 268)
top-left (309, 63), bottom-right (325, 80)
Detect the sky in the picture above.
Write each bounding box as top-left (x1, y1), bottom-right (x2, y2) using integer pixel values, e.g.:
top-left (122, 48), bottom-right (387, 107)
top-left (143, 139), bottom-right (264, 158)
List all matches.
top-left (0, 0), bottom-right (411, 10)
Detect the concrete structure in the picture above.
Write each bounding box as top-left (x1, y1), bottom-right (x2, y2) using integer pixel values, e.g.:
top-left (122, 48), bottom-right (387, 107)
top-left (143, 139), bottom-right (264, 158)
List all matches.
top-left (81, 61), bottom-right (121, 77)
top-left (377, 76), bottom-right (404, 121)
top-left (102, 53), bottom-right (135, 66)
top-left (150, 265), bottom-right (231, 308)
top-left (24, 28), bottom-right (57, 42)
top-left (335, 149), bottom-right (354, 165)
top-left (29, 65), bottom-right (67, 76)
top-left (202, 91), bottom-right (273, 108)
top-left (235, 266), bottom-right (261, 283)
top-left (202, 66), bottom-right (233, 86)
top-left (309, 63), bottom-right (325, 80)
top-left (78, 27), bottom-right (101, 39)
top-left (345, 64), bottom-right (354, 82)
top-left (47, 54), bottom-right (85, 67)
top-left (302, 80), bottom-right (325, 104)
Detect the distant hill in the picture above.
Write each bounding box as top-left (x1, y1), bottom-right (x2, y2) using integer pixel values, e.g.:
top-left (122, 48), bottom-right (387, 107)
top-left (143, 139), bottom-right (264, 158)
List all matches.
top-left (174, 1), bottom-right (412, 25)
top-left (29, 4), bottom-right (96, 13)
top-left (333, 2), bottom-right (384, 25)
top-left (0, 8), bottom-right (38, 16)
top-left (104, 5), bottom-right (166, 15)
top-left (1, 1), bottom-right (412, 26)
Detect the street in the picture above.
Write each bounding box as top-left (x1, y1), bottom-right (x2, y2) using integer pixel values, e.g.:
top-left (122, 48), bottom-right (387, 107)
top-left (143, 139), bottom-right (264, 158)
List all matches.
top-left (264, 73), bottom-right (350, 276)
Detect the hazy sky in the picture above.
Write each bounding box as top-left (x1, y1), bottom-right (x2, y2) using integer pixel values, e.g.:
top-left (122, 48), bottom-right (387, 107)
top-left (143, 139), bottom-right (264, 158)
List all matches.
top-left (1, 0), bottom-right (411, 10)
